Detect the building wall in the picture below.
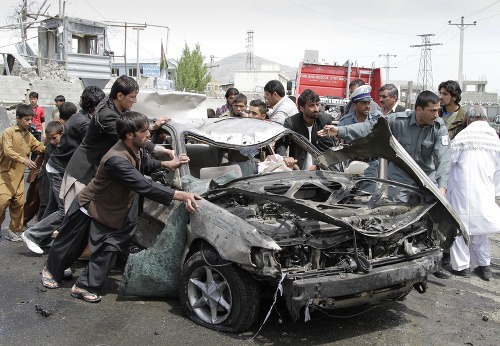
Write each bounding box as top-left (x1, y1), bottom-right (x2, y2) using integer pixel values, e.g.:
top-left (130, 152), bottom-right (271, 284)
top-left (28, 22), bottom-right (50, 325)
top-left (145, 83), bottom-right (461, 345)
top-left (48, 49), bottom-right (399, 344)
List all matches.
top-left (234, 70), bottom-right (289, 93)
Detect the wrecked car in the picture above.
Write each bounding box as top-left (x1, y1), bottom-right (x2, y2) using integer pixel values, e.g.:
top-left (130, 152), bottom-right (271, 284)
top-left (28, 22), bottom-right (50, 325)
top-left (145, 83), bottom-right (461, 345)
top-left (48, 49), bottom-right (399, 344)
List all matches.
top-left (122, 117), bottom-right (467, 333)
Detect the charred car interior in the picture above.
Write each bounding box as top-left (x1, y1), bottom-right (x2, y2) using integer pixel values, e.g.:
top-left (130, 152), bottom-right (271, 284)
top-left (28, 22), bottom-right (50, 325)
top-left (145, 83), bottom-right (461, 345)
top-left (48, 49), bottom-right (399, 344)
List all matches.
top-left (122, 117), bottom-right (467, 333)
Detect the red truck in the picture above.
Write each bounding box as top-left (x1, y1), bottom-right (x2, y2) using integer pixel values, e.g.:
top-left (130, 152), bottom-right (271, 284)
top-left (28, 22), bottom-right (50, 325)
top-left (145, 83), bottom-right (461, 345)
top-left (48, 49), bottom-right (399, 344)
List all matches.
top-left (292, 59), bottom-right (382, 120)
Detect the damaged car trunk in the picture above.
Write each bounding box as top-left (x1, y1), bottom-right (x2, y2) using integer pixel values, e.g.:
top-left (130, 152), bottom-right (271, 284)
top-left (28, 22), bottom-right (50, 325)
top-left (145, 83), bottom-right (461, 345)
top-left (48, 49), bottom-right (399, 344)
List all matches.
top-left (122, 117), bottom-right (467, 333)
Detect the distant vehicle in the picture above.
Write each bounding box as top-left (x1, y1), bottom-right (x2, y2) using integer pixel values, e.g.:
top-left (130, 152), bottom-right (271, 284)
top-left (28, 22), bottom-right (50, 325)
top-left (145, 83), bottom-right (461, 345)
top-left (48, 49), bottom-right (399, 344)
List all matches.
top-left (494, 114), bottom-right (500, 124)
top-left (290, 54), bottom-right (382, 121)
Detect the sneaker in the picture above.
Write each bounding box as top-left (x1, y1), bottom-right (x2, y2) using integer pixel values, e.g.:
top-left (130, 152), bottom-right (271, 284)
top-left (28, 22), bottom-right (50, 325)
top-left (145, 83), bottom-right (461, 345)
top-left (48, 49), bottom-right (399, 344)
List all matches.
top-left (63, 268), bottom-right (73, 279)
top-left (450, 267), bottom-right (471, 278)
top-left (474, 266), bottom-right (492, 281)
top-left (6, 230), bottom-right (22, 242)
top-left (21, 232), bottom-right (43, 254)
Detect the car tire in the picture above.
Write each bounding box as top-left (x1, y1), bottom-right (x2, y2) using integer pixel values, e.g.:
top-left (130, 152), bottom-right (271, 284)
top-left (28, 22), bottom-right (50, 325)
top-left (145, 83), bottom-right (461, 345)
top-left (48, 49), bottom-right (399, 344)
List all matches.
top-left (179, 249), bottom-right (261, 333)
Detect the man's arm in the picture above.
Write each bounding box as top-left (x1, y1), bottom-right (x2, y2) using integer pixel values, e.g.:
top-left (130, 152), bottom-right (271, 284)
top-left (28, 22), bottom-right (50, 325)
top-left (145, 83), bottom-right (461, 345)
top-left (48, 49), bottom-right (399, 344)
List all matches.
top-left (274, 116), bottom-right (298, 167)
top-left (40, 108), bottom-right (46, 141)
top-left (274, 116), bottom-right (292, 157)
top-left (433, 126), bottom-right (451, 193)
top-left (2, 130), bottom-right (44, 169)
top-left (105, 156), bottom-right (201, 212)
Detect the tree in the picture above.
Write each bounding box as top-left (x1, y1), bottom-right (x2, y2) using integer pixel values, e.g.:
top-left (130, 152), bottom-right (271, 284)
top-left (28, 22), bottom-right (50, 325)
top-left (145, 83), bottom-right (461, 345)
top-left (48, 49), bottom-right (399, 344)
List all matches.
top-left (175, 42), bottom-right (211, 93)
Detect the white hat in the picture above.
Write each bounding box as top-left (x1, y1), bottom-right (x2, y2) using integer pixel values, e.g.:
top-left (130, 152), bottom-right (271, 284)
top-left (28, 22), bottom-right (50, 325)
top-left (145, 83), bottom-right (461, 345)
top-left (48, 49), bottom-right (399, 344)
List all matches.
top-left (350, 85), bottom-right (372, 102)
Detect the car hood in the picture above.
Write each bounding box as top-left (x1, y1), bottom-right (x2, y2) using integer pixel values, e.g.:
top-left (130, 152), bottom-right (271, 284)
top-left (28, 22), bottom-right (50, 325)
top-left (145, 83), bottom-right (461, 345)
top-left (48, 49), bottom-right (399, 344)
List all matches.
top-left (316, 117), bottom-right (468, 245)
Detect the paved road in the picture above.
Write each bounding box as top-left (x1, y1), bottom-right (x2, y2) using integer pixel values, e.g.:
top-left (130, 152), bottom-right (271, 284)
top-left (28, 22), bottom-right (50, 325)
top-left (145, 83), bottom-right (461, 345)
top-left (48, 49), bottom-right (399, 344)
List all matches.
top-left (0, 228), bottom-right (499, 346)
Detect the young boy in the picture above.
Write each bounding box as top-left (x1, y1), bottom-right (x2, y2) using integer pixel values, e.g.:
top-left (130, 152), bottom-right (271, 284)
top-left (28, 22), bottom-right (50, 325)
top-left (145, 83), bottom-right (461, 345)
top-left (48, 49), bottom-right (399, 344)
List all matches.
top-left (0, 104), bottom-right (45, 241)
top-left (51, 95), bottom-right (65, 121)
top-left (38, 121), bottom-right (65, 217)
top-left (29, 92), bottom-right (45, 142)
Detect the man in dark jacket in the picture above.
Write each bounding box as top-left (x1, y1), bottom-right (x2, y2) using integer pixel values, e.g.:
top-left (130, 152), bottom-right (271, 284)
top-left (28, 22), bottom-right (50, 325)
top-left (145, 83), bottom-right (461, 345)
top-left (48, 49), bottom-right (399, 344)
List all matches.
top-left (275, 89), bottom-right (333, 170)
top-left (61, 75), bottom-right (171, 210)
top-left (22, 86), bottom-right (105, 254)
top-left (41, 112), bottom-right (201, 302)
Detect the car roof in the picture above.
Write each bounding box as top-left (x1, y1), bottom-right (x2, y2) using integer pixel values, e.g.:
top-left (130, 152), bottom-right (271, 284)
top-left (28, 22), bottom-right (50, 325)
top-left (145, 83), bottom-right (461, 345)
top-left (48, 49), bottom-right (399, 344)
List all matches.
top-left (164, 117), bottom-right (291, 147)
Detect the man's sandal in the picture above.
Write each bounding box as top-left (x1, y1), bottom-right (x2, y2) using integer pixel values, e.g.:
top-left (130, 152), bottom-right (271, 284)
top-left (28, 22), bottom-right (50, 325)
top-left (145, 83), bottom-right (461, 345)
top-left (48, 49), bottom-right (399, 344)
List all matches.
top-left (71, 290), bottom-right (102, 303)
top-left (41, 276), bottom-right (59, 289)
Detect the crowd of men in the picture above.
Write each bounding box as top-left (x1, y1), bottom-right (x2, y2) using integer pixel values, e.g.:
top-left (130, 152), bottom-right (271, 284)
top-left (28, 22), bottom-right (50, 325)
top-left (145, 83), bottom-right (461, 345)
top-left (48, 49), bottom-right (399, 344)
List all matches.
top-left (0, 77), bottom-right (497, 304)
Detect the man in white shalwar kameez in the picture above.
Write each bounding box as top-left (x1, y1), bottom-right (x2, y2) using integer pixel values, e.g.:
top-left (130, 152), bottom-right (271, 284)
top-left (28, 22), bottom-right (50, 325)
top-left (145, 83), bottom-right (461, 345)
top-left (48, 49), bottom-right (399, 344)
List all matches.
top-left (447, 105), bottom-right (500, 281)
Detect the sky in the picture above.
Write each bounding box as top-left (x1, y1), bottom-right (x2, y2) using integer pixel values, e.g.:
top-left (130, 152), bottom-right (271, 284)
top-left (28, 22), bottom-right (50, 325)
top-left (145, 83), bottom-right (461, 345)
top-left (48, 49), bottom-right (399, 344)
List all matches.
top-left (1, 0), bottom-right (500, 95)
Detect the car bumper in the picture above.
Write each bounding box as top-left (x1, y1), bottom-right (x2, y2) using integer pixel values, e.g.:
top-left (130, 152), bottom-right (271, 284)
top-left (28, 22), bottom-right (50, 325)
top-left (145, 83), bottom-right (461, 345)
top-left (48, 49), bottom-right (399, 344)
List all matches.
top-left (282, 250), bottom-right (441, 320)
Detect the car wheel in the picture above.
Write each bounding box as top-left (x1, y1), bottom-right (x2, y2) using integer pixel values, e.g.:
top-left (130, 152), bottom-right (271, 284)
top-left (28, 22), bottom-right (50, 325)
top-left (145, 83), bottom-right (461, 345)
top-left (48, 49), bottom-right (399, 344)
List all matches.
top-left (179, 249), bottom-right (261, 333)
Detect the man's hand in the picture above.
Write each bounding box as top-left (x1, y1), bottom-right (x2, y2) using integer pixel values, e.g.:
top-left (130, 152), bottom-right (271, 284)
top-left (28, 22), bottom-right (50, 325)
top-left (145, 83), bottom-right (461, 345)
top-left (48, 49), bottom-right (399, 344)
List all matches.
top-left (150, 116), bottom-right (171, 131)
top-left (23, 159), bottom-right (38, 170)
top-left (438, 186), bottom-right (447, 197)
top-left (161, 154), bottom-right (190, 171)
top-left (317, 125), bottom-right (339, 138)
top-left (157, 147), bottom-right (175, 159)
top-left (173, 191), bottom-right (202, 213)
top-left (283, 156), bottom-right (298, 168)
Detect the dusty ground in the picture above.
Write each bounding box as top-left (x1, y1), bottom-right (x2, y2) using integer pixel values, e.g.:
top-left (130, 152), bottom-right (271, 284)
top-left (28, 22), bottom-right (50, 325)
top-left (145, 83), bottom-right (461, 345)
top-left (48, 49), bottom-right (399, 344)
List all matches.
top-left (0, 225), bottom-right (499, 346)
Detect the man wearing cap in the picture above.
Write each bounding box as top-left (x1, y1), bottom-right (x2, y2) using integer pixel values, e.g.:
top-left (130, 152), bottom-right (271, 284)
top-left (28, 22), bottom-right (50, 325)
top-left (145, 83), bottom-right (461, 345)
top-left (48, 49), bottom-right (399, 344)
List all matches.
top-left (447, 105), bottom-right (500, 281)
top-left (338, 85), bottom-right (382, 179)
top-left (339, 85), bottom-right (382, 126)
top-left (318, 90), bottom-right (452, 279)
top-left (343, 79), bottom-right (381, 118)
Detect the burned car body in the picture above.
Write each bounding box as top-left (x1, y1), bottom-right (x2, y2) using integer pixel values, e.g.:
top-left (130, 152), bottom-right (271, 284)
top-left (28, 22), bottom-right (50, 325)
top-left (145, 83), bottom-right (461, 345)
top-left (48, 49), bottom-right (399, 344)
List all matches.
top-left (126, 117), bottom-right (467, 333)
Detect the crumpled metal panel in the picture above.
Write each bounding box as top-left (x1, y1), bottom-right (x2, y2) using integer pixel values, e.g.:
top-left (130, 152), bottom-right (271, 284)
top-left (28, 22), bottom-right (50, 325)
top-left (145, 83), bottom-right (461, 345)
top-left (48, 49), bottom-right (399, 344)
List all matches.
top-left (187, 199), bottom-right (281, 269)
top-left (208, 171), bottom-right (436, 237)
top-left (166, 118), bottom-right (294, 148)
top-left (317, 118), bottom-right (468, 245)
top-left (182, 173), bottom-right (280, 268)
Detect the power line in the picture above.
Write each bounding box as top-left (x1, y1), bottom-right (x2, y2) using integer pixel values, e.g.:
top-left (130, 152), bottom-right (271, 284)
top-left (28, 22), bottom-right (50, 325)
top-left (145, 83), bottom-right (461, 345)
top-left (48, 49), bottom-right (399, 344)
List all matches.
top-left (464, 0), bottom-right (500, 18)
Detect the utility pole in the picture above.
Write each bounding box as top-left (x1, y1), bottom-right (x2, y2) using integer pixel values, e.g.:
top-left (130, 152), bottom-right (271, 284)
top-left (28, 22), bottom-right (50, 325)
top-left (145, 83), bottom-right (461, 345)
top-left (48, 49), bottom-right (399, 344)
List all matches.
top-left (449, 16), bottom-right (476, 89)
top-left (208, 55), bottom-right (219, 68)
top-left (246, 30), bottom-right (255, 70)
top-left (379, 53), bottom-right (397, 83)
top-left (104, 21), bottom-right (169, 77)
top-left (133, 27), bottom-right (144, 80)
top-left (411, 34), bottom-right (442, 90)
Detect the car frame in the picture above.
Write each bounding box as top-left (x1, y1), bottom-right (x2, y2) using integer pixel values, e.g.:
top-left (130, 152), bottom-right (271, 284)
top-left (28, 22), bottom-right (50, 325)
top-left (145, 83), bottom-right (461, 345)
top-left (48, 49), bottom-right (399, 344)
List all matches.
top-left (124, 117), bottom-right (467, 333)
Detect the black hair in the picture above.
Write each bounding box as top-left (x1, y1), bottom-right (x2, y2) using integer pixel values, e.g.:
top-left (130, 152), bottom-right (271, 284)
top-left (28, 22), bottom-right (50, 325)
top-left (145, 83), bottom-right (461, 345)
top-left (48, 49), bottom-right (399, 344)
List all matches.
top-left (54, 95), bottom-right (65, 102)
top-left (415, 90), bottom-right (439, 110)
top-left (232, 93), bottom-right (247, 105)
top-left (379, 83), bottom-right (398, 99)
top-left (349, 79), bottom-right (365, 90)
top-left (116, 111), bottom-right (149, 139)
top-left (297, 89), bottom-right (320, 108)
top-left (45, 120), bottom-right (64, 135)
top-left (59, 102), bottom-right (78, 121)
top-left (224, 87), bottom-right (239, 99)
top-left (249, 99), bottom-right (267, 115)
top-left (207, 108), bottom-right (216, 118)
top-left (109, 75), bottom-right (139, 100)
top-left (80, 86), bottom-right (105, 113)
top-left (16, 104), bottom-right (34, 118)
top-left (264, 80), bottom-right (285, 97)
top-left (29, 91), bottom-right (39, 99)
top-left (438, 80), bottom-right (462, 104)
